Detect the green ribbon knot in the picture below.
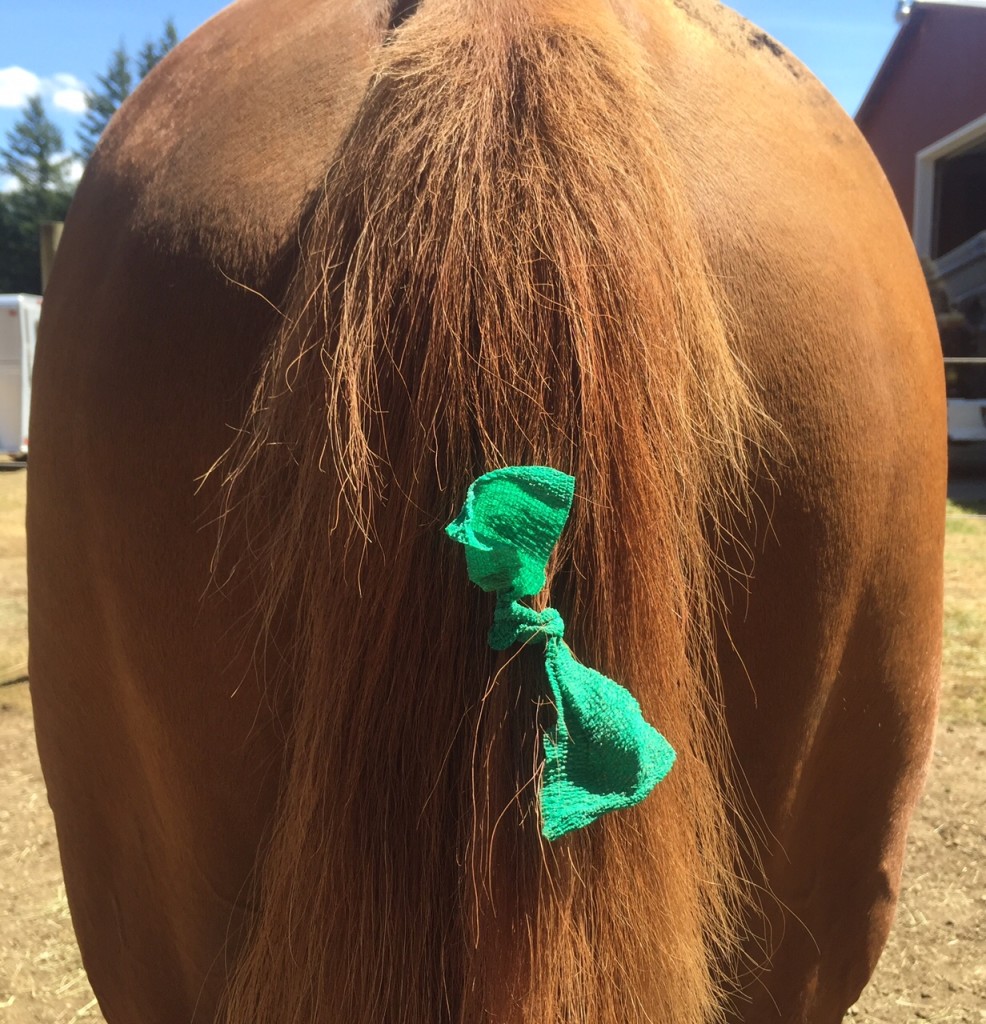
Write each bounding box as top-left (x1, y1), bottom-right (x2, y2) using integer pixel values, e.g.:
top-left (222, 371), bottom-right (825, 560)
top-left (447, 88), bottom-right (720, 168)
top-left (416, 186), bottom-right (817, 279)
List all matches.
top-left (490, 599), bottom-right (564, 650)
top-left (446, 466), bottom-right (675, 841)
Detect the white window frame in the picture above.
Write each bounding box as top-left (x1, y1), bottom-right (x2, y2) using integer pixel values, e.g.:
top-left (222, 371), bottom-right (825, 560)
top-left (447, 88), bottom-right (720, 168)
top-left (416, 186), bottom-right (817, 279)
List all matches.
top-left (913, 111), bottom-right (986, 258)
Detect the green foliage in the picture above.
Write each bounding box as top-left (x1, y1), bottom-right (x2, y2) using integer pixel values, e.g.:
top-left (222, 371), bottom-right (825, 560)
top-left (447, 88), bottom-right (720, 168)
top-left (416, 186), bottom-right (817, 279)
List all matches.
top-left (1, 96), bottom-right (71, 195)
top-left (0, 97), bottom-right (75, 293)
top-left (77, 45), bottom-right (133, 162)
top-left (0, 18), bottom-right (181, 292)
top-left (137, 18), bottom-right (179, 79)
top-left (77, 18), bottom-right (179, 162)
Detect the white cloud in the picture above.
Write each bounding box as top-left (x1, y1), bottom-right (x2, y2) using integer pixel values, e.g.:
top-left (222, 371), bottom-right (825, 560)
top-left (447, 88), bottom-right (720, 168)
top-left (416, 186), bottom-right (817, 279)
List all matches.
top-left (1, 174), bottom-right (19, 194)
top-left (53, 73), bottom-right (84, 90)
top-left (53, 87), bottom-right (86, 114)
top-left (52, 72), bottom-right (87, 113)
top-left (63, 156), bottom-right (85, 184)
top-left (0, 66), bottom-right (41, 108)
top-left (0, 66), bottom-right (87, 116)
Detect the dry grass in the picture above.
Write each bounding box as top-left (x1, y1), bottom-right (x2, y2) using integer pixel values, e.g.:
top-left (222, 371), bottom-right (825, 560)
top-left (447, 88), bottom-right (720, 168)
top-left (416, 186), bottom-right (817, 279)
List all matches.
top-left (942, 496), bottom-right (986, 724)
top-left (848, 460), bottom-right (986, 1023)
top-left (0, 465), bottom-right (103, 1023)
top-left (1, 465), bottom-right (983, 1023)
top-left (0, 465), bottom-right (28, 689)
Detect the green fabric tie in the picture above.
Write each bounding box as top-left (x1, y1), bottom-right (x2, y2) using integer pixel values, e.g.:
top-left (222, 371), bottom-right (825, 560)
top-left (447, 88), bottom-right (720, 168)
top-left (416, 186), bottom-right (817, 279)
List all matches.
top-left (446, 466), bottom-right (675, 841)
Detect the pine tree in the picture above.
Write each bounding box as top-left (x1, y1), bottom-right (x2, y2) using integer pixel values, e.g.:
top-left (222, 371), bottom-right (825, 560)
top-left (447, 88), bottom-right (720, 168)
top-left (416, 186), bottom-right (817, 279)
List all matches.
top-left (0, 96), bottom-right (74, 292)
top-left (0, 194), bottom-right (39, 292)
top-left (78, 20), bottom-right (180, 162)
top-left (77, 45), bottom-right (133, 162)
top-left (0, 96), bottom-right (71, 197)
top-left (137, 18), bottom-right (179, 79)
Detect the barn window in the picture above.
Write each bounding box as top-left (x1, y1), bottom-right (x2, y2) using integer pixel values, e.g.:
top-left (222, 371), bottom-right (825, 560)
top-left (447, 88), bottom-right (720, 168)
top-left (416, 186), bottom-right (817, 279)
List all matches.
top-left (932, 142), bottom-right (986, 258)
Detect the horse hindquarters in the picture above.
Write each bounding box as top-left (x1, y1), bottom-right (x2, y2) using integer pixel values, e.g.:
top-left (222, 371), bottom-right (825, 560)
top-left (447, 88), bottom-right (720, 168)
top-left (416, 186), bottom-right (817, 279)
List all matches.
top-left (27, 0), bottom-right (945, 1021)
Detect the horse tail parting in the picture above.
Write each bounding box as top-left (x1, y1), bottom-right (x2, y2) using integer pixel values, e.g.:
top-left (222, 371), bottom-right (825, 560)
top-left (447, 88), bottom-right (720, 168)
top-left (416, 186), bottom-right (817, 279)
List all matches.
top-left (220, 2), bottom-right (763, 1021)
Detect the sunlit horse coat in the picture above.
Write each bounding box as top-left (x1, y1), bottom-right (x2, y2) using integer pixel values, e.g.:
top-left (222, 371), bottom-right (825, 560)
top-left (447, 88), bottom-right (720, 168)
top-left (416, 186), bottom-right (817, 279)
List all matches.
top-left (28, 1), bottom-right (945, 1022)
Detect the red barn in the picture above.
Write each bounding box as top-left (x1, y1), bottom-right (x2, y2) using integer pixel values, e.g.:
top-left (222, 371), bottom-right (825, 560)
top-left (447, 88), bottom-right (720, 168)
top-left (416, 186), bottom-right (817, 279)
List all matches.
top-left (857, 0), bottom-right (986, 437)
top-left (857, 0), bottom-right (986, 260)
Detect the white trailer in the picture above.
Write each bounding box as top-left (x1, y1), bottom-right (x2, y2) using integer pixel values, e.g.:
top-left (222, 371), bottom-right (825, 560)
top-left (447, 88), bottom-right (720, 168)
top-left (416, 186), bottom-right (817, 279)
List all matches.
top-left (0, 294), bottom-right (42, 457)
top-left (945, 357), bottom-right (986, 443)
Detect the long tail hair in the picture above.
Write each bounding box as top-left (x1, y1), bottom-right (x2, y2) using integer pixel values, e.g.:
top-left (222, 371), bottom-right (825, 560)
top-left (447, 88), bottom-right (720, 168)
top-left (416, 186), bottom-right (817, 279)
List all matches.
top-left (217, 1), bottom-right (764, 1021)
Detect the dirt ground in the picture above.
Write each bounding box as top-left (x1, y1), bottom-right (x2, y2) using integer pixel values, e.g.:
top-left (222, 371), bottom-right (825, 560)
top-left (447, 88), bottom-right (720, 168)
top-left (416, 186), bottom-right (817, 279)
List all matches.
top-left (1, 459), bottom-right (984, 1023)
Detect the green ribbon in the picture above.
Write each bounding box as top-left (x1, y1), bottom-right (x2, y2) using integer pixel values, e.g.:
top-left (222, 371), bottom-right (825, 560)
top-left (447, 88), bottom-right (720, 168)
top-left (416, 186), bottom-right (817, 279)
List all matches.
top-left (446, 466), bottom-right (675, 841)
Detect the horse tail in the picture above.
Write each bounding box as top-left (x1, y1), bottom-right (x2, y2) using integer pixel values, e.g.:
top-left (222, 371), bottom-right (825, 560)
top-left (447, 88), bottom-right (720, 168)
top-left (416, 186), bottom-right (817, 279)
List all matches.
top-left (219, 1), bottom-right (763, 1021)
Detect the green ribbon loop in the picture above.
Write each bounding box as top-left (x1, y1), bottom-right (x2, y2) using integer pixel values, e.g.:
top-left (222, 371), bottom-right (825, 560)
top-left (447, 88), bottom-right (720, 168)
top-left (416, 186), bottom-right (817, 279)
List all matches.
top-left (446, 466), bottom-right (675, 841)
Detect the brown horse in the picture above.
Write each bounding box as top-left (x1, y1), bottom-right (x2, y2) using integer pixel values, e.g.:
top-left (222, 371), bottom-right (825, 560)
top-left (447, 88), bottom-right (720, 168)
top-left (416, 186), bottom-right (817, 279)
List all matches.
top-left (27, 1), bottom-right (945, 1022)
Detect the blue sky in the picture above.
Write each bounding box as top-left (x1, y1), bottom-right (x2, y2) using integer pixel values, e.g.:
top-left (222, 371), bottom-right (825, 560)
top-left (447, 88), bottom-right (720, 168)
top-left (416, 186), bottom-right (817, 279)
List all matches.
top-left (1, 0), bottom-right (903, 175)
